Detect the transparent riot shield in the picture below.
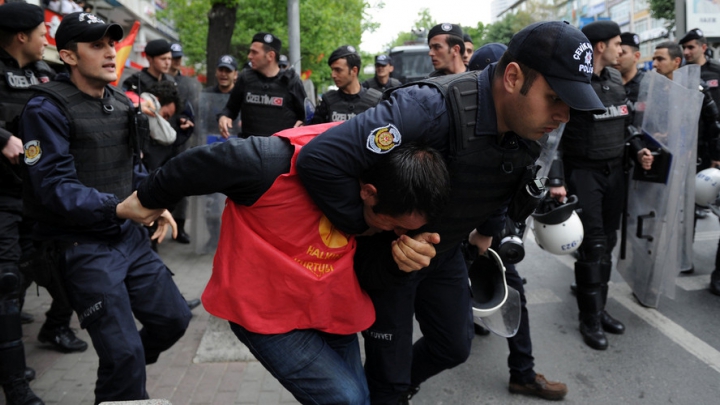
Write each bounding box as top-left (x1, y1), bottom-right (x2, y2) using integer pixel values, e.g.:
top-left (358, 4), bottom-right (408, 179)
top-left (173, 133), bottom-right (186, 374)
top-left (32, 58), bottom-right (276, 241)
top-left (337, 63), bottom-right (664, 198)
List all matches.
top-left (189, 93), bottom-right (240, 254)
top-left (617, 70), bottom-right (703, 307)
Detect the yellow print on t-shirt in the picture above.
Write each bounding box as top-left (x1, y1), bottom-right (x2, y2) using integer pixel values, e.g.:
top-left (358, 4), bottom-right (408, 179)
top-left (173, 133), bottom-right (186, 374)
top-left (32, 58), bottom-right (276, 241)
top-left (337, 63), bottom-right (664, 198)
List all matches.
top-left (318, 215), bottom-right (348, 248)
top-left (294, 258), bottom-right (334, 279)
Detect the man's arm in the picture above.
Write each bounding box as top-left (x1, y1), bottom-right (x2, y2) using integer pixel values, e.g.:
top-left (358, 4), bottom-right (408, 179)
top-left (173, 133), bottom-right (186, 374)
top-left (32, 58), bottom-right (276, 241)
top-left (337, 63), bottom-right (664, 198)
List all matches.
top-left (310, 97), bottom-right (329, 125)
top-left (218, 73), bottom-right (245, 138)
top-left (289, 76), bottom-right (307, 124)
top-left (296, 85), bottom-right (450, 234)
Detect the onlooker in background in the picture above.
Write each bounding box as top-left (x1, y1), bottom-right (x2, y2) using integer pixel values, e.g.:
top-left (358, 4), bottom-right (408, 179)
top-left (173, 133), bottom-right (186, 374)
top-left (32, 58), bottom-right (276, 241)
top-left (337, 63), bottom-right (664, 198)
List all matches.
top-left (462, 33), bottom-right (474, 65)
top-left (203, 55), bottom-right (238, 94)
top-left (311, 45), bottom-right (382, 124)
top-left (427, 23), bottom-right (466, 76)
top-left (47, 0), bottom-right (83, 15)
top-left (362, 54), bottom-right (401, 92)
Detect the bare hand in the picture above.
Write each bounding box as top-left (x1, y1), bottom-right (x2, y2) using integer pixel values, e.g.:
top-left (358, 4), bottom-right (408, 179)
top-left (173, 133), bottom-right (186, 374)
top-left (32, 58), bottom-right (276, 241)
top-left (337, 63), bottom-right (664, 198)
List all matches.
top-left (218, 116), bottom-right (232, 139)
top-left (549, 186), bottom-right (567, 201)
top-left (391, 232), bottom-right (440, 272)
top-left (711, 160), bottom-right (720, 169)
top-left (140, 99), bottom-right (156, 117)
top-left (116, 191), bottom-right (165, 226)
top-left (294, 120), bottom-right (303, 128)
top-left (179, 117), bottom-right (194, 130)
top-left (468, 229), bottom-right (492, 255)
top-left (152, 209), bottom-right (177, 243)
top-left (637, 148), bottom-right (654, 170)
top-left (2, 135), bottom-right (24, 165)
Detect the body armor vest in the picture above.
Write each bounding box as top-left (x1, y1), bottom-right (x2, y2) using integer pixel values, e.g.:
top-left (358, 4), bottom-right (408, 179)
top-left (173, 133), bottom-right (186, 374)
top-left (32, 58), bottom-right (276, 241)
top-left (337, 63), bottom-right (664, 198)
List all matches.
top-left (23, 80), bottom-right (135, 228)
top-left (322, 88), bottom-right (382, 122)
top-left (701, 59), bottom-right (720, 108)
top-left (562, 67), bottom-right (628, 161)
top-left (0, 59), bottom-right (49, 133)
top-left (123, 69), bottom-right (174, 95)
top-left (364, 76), bottom-right (401, 92)
top-left (240, 69), bottom-right (299, 137)
top-left (392, 71), bottom-right (541, 253)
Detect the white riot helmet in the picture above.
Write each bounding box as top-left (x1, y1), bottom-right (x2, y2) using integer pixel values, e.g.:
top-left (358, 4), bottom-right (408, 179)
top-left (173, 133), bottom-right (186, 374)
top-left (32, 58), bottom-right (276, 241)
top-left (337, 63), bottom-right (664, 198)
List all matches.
top-left (695, 168), bottom-right (720, 207)
top-left (468, 248), bottom-right (521, 337)
top-left (531, 195), bottom-right (584, 255)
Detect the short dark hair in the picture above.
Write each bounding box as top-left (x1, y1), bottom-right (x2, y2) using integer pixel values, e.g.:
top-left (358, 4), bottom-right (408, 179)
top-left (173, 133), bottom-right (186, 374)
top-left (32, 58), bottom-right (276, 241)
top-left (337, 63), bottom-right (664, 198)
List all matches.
top-left (335, 53), bottom-right (361, 73)
top-left (0, 27), bottom-right (34, 48)
top-left (446, 34), bottom-right (465, 56)
top-left (494, 52), bottom-right (539, 96)
top-left (261, 43), bottom-right (280, 62)
top-left (360, 142), bottom-right (450, 221)
top-left (656, 41), bottom-right (682, 61)
top-left (148, 81), bottom-right (180, 109)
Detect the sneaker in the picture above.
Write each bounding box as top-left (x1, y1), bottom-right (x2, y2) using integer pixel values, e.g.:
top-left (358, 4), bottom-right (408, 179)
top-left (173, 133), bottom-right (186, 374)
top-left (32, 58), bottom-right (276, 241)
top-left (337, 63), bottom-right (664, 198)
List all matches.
top-left (509, 373), bottom-right (568, 400)
top-left (37, 325), bottom-right (88, 353)
top-left (2, 377), bottom-right (44, 405)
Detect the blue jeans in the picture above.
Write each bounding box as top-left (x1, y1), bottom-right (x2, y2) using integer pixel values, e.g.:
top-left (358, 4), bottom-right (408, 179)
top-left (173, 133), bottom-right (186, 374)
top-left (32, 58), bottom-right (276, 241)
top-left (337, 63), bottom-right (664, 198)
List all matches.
top-left (230, 322), bottom-right (369, 405)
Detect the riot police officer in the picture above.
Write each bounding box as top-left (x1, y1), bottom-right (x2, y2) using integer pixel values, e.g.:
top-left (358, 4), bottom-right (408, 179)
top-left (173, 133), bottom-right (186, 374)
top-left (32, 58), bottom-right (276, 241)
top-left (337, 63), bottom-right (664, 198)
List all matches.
top-left (614, 32), bottom-right (644, 119)
top-left (427, 23), bottom-right (466, 76)
top-left (549, 21), bottom-right (653, 351)
top-left (362, 54), bottom-right (401, 92)
top-left (311, 45), bottom-right (382, 124)
top-left (18, 13), bottom-right (192, 404)
top-left (218, 32), bottom-right (307, 138)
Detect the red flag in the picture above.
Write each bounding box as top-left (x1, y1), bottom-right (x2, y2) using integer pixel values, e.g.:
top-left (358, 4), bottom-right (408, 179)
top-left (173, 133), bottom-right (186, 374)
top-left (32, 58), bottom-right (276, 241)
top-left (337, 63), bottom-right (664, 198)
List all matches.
top-left (111, 20), bottom-right (141, 87)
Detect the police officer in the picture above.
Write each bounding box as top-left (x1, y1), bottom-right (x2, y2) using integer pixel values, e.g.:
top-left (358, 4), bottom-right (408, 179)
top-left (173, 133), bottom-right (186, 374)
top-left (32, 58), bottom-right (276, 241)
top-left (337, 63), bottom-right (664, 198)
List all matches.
top-left (311, 46), bottom-right (382, 124)
top-left (18, 13), bottom-right (192, 404)
top-left (278, 54), bottom-right (289, 70)
top-left (462, 33), bottom-right (474, 66)
top-left (680, 28), bottom-right (720, 111)
top-left (614, 32), bottom-right (644, 115)
top-left (362, 54), bottom-right (401, 92)
top-left (203, 55), bottom-right (238, 94)
top-left (297, 21), bottom-right (606, 404)
top-left (122, 39), bottom-right (175, 94)
top-left (427, 23), bottom-right (466, 76)
top-left (218, 32), bottom-right (307, 138)
top-left (169, 42), bottom-right (201, 120)
top-left (548, 21), bottom-right (653, 351)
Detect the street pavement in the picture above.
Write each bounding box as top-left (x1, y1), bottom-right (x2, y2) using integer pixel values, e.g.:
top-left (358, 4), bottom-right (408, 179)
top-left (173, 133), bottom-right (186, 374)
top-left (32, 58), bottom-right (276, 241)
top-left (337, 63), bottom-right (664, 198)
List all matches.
top-left (6, 212), bottom-right (720, 405)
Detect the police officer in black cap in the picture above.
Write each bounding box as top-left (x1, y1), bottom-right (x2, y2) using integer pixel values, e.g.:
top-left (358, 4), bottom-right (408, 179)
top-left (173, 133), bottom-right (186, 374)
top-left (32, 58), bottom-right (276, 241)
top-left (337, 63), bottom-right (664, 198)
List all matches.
top-left (680, 28), bottom-right (720, 110)
top-left (548, 20), bottom-right (654, 351)
top-left (218, 32), bottom-right (307, 138)
top-left (311, 45), bottom-right (382, 124)
top-left (614, 32), bottom-right (644, 117)
top-left (278, 54), bottom-right (289, 70)
top-left (462, 33), bottom-right (474, 66)
top-left (427, 23), bottom-right (467, 76)
top-left (362, 54), bottom-right (401, 92)
top-left (122, 38), bottom-right (176, 94)
top-left (203, 55), bottom-right (238, 94)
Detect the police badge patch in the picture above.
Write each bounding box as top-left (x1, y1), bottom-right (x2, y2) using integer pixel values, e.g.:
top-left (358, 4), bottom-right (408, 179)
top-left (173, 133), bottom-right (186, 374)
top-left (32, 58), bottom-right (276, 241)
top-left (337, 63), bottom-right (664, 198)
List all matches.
top-left (23, 140), bottom-right (42, 166)
top-left (366, 124), bottom-right (401, 154)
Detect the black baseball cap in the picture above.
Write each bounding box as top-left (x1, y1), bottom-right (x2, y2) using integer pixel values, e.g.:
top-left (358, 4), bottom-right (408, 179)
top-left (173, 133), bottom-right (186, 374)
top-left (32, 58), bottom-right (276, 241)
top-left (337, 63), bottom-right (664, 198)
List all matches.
top-left (217, 55), bottom-right (237, 71)
top-left (375, 54), bottom-right (392, 66)
top-left (679, 28), bottom-right (704, 45)
top-left (508, 21), bottom-right (604, 113)
top-left (279, 54), bottom-right (289, 67)
top-left (463, 33), bottom-right (473, 44)
top-left (428, 23), bottom-right (463, 41)
top-left (468, 43), bottom-right (507, 72)
top-left (170, 43), bottom-right (184, 58)
top-left (55, 12), bottom-right (123, 51)
top-left (620, 32), bottom-right (640, 49)
top-left (328, 45), bottom-right (359, 65)
top-left (0, 2), bottom-right (44, 32)
top-left (252, 32), bottom-right (281, 53)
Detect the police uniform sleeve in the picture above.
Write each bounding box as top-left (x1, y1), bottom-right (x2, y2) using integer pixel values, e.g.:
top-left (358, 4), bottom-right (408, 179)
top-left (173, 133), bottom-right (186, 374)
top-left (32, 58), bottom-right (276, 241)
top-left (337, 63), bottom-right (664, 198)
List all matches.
top-left (296, 85), bottom-right (450, 234)
top-left (0, 128), bottom-right (11, 149)
top-left (19, 98), bottom-right (123, 228)
top-left (137, 136), bottom-right (293, 209)
top-left (289, 75), bottom-right (307, 122)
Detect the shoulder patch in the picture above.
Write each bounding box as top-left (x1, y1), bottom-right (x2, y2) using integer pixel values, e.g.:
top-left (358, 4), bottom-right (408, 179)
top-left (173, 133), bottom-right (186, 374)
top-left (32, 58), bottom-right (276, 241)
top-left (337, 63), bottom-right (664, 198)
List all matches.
top-left (23, 140), bottom-right (42, 166)
top-left (366, 124), bottom-right (401, 154)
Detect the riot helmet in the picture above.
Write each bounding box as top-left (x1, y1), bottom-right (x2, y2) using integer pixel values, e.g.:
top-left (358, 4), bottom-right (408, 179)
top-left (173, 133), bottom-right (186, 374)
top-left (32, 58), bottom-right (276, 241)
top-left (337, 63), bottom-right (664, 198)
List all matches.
top-left (695, 168), bottom-right (720, 207)
top-left (531, 195), bottom-right (584, 255)
top-left (468, 248), bottom-right (521, 337)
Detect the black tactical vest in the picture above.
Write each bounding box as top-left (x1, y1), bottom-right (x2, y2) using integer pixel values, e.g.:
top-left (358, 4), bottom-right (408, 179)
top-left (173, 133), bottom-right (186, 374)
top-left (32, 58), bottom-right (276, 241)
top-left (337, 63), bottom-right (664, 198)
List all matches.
top-left (122, 69), bottom-right (175, 95)
top-left (240, 69), bottom-right (300, 137)
top-left (23, 80), bottom-right (135, 228)
top-left (702, 60), bottom-right (720, 109)
top-left (322, 88), bottom-right (382, 122)
top-left (562, 67), bottom-right (628, 161)
top-left (392, 71), bottom-right (541, 253)
top-left (0, 59), bottom-right (48, 133)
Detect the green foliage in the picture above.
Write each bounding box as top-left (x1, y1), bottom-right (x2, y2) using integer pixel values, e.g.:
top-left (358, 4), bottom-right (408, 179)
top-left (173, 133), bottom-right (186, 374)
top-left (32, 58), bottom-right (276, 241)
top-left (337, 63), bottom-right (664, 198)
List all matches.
top-left (385, 8), bottom-right (436, 49)
top-left (648, 0), bottom-right (675, 27)
top-left (159, 0), bottom-right (371, 88)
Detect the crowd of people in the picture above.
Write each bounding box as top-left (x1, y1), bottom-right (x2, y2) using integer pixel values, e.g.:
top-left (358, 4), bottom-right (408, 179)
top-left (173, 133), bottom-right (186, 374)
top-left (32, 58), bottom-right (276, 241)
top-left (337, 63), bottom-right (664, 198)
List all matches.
top-left (1, 2), bottom-right (720, 405)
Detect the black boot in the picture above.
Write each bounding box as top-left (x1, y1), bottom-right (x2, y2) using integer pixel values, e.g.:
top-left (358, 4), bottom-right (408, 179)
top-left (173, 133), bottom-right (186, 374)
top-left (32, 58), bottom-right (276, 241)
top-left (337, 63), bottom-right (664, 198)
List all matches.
top-left (575, 261), bottom-right (608, 350)
top-left (600, 262), bottom-right (625, 334)
top-left (710, 270), bottom-right (720, 296)
top-left (2, 377), bottom-right (44, 405)
top-left (37, 325), bottom-right (88, 353)
top-left (175, 219), bottom-right (190, 244)
top-left (24, 368), bottom-right (34, 382)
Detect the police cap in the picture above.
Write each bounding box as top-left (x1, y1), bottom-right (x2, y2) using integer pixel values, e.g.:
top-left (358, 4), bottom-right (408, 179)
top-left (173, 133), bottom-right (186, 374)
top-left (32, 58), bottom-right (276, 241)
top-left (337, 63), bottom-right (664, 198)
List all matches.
top-left (620, 32), bottom-right (640, 49)
top-left (55, 12), bottom-right (123, 51)
top-left (468, 43), bottom-right (507, 72)
top-left (278, 54), bottom-right (289, 67)
top-left (463, 33), bottom-right (473, 44)
top-left (428, 23), bottom-right (463, 41)
top-left (328, 45), bottom-right (358, 66)
top-left (0, 2), bottom-right (44, 33)
top-left (145, 39), bottom-right (172, 57)
top-left (375, 54), bottom-right (392, 66)
top-left (581, 20), bottom-right (621, 44)
top-left (170, 43), bottom-right (183, 58)
top-left (217, 54), bottom-right (237, 71)
top-left (679, 28), bottom-right (704, 45)
top-left (507, 21), bottom-right (604, 113)
top-left (252, 32), bottom-right (281, 54)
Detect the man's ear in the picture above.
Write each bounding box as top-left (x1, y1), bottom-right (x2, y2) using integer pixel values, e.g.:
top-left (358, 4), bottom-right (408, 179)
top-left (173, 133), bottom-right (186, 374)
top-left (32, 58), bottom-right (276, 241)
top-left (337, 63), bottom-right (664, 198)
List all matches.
top-left (360, 183), bottom-right (378, 205)
top-left (502, 62), bottom-right (523, 94)
top-left (59, 49), bottom-right (77, 66)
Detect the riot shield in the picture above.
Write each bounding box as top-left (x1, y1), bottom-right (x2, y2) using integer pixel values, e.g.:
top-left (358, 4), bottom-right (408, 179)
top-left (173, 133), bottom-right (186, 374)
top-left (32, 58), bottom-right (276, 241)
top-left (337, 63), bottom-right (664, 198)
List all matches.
top-left (188, 93), bottom-right (240, 254)
top-left (617, 70), bottom-right (703, 307)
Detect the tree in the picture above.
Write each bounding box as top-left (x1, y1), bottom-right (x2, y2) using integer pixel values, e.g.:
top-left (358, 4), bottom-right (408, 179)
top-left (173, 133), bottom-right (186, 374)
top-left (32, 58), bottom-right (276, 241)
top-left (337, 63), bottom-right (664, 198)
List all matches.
top-left (649, 0), bottom-right (675, 29)
top-left (385, 8), bottom-right (436, 49)
top-left (207, 1), bottom-right (239, 87)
